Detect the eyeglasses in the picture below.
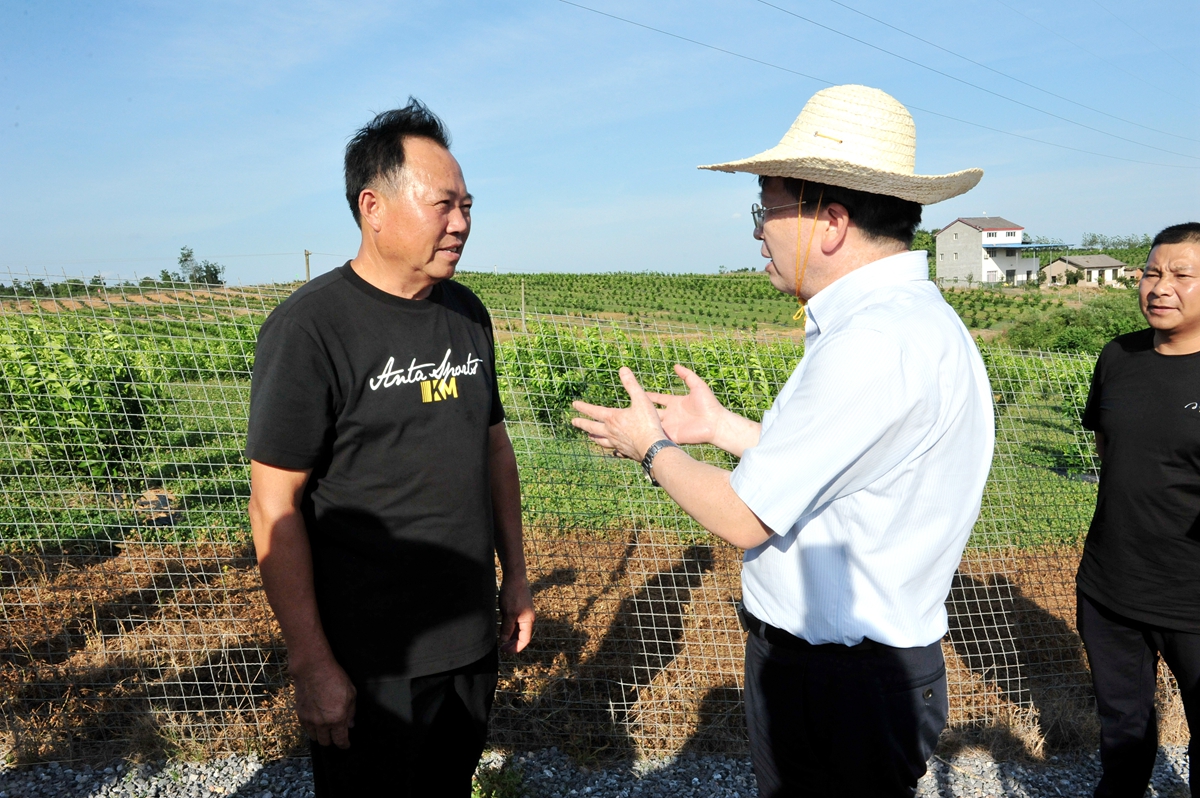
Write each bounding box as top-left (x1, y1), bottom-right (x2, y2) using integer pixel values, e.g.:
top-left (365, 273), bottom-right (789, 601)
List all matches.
top-left (751, 201), bottom-right (802, 230)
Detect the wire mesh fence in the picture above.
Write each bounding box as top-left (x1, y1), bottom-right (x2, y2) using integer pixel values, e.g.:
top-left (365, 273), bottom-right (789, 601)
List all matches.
top-left (0, 271), bottom-right (1183, 764)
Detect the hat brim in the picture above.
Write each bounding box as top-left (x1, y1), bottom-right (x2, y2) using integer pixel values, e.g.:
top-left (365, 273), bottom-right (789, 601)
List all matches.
top-left (699, 153), bottom-right (982, 205)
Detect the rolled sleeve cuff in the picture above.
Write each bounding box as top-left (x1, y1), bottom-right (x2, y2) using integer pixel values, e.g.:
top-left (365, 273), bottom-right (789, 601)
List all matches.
top-left (729, 458), bottom-right (790, 537)
top-left (244, 441), bottom-right (320, 470)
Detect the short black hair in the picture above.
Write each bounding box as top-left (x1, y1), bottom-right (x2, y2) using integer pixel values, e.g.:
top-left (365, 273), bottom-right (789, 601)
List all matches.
top-left (344, 98), bottom-right (451, 226)
top-left (760, 176), bottom-right (923, 247)
top-left (1151, 222), bottom-right (1200, 248)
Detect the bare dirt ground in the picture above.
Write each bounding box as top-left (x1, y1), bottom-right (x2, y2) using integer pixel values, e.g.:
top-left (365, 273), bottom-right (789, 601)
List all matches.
top-left (0, 542), bottom-right (298, 764)
top-left (0, 535), bottom-right (1186, 765)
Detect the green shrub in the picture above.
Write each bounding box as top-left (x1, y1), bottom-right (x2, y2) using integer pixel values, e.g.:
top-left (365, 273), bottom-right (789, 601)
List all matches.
top-left (1005, 290), bottom-right (1145, 354)
top-left (0, 316), bottom-right (163, 489)
top-left (980, 345), bottom-right (1095, 475)
top-left (122, 317), bottom-right (259, 380)
top-left (498, 323), bottom-right (800, 437)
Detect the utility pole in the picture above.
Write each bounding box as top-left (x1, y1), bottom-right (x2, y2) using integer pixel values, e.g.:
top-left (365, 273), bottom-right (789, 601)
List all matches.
top-left (521, 278), bottom-right (527, 333)
top-left (304, 250), bottom-right (311, 282)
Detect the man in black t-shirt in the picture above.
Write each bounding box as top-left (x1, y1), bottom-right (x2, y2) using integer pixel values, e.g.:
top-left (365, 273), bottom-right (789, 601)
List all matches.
top-left (1078, 222), bottom-right (1200, 798)
top-left (246, 100), bottom-right (534, 797)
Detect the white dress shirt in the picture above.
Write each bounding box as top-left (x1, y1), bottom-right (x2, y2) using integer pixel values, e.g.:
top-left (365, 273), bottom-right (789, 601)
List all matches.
top-left (729, 250), bottom-right (994, 648)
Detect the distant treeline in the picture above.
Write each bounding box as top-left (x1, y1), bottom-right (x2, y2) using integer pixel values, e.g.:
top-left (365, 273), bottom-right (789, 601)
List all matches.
top-left (2, 247), bottom-right (224, 297)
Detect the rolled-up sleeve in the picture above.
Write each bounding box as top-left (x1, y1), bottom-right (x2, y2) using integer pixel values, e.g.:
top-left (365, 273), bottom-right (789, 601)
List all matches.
top-left (730, 327), bottom-right (935, 536)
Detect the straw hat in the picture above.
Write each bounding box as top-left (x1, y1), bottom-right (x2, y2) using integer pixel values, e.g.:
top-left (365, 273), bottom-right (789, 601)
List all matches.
top-left (699, 84), bottom-right (981, 205)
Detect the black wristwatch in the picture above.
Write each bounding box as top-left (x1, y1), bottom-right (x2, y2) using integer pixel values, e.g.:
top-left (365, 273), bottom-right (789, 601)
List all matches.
top-left (641, 439), bottom-right (679, 487)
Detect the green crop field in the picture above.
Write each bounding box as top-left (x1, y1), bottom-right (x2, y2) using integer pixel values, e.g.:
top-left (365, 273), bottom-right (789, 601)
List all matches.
top-left (454, 270), bottom-right (810, 331)
top-left (455, 268), bottom-right (1139, 345)
top-left (0, 275), bottom-right (1105, 555)
top-left (940, 289), bottom-right (1064, 330)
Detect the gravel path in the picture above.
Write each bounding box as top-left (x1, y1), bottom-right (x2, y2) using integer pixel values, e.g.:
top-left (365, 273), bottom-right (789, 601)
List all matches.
top-left (0, 746), bottom-right (1189, 797)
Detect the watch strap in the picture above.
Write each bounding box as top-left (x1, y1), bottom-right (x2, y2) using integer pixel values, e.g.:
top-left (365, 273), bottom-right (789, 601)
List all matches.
top-left (641, 439), bottom-right (679, 487)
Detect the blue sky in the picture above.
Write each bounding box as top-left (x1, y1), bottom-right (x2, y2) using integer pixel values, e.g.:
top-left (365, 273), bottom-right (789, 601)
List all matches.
top-left (1, 0), bottom-right (1197, 284)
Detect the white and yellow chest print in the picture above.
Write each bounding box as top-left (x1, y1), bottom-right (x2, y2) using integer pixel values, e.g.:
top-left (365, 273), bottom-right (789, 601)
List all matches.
top-left (368, 348), bottom-right (484, 403)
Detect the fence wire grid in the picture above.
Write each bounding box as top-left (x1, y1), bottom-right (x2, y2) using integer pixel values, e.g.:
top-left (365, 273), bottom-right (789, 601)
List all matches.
top-left (0, 272), bottom-right (1184, 764)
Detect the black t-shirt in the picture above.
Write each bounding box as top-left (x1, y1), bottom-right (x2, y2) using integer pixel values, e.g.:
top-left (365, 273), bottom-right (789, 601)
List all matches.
top-left (1077, 328), bottom-right (1200, 632)
top-left (245, 263), bottom-right (504, 678)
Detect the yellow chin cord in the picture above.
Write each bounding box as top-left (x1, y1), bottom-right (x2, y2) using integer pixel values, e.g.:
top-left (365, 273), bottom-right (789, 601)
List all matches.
top-left (791, 183), bottom-right (825, 321)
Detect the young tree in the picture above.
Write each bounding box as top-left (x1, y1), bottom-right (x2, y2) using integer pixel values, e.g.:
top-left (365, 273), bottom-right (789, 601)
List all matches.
top-left (176, 246), bottom-right (225, 285)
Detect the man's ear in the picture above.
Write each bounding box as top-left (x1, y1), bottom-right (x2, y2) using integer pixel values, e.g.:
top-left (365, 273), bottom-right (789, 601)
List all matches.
top-left (358, 188), bottom-right (385, 234)
top-left (821, 202), bottom-right (852, 254)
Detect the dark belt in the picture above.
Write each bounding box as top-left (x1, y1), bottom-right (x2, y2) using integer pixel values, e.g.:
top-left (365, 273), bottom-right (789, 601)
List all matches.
top-left (736, 601), bottom-right (879, 652)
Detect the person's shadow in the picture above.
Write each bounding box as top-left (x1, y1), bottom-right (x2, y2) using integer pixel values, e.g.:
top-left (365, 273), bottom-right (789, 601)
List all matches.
top-left (945, 570), bottom-right (1095, 751)
top-left (585, 544), bottom-right (714, 727)
top-left (490, 537), bottom-right (717, 761)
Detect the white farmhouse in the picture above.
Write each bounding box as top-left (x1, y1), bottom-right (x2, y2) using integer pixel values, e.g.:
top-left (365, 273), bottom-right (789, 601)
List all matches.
top-left (934, 217), bottom-right (1041, 285)
top-left (1043, 254), bottom-right (1128, 287)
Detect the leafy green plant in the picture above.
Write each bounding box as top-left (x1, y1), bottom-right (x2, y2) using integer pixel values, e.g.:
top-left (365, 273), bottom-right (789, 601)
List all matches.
top-left (980, 344), bottom-right (1095, 475)
top-left (0, 316), bottom-right (163, 489)
top-left (1004, 290), bottom-right (1144, 354)
top-left (499, 323), bottom-right (799, 437)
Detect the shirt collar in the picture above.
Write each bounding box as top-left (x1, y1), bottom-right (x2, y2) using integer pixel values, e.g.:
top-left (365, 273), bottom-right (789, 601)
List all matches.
top-left (804, 250), bottom-right (929, 335)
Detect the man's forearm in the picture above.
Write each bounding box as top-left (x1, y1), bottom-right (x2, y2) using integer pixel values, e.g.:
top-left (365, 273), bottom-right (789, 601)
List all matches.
top-left (250, 504), bottom-right (338, 673)
top-left (711, 410), bottom-right (762, 458)
top-left (489, 423), bottom-right (535, 653)
top-left (489, 428), bottom-right (527, 580)
top-left (652, 446), bottom-right (772, 550)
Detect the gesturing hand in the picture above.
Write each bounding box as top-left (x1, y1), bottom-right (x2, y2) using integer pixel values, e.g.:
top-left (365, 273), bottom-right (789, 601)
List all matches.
top-left (292, 655), bottom-right (357, 749)
top-left (572, 367), bottom-right (667, 461)
top-left (645, 364), bottom-right (728, 447)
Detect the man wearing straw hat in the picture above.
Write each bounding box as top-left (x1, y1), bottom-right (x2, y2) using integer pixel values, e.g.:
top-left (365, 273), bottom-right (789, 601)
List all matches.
top-left (573, 85), bottom-right (995, 796)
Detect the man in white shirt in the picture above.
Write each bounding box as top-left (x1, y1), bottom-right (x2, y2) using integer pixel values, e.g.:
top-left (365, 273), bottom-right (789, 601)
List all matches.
top-left (573, 85), bottom-right (994, 797)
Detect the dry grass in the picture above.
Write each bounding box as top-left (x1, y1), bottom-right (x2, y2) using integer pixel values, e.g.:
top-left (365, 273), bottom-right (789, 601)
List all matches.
top-left (0, 535), bottom-right (1187, 765)
top-left (0, 541), bottom-right (301, 764)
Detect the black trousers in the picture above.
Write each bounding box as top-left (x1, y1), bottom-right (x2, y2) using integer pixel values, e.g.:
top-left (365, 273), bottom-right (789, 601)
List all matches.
top-left (1077, 590), bottom-right (1199, 798)
top-left (743, 616), bottom-right (948, 798)
top-left (309, 647), bottom-right (499, 797)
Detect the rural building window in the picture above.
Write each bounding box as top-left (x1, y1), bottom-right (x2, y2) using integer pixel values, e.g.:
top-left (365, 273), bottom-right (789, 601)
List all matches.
top-left (987, 232), bottom-right (997, 238)
top-left (953, 232), bottom-right (959, 240)
top-left (1026, 270), bottom-right (1032, 281)
top-left (1007, 231), bottom-right (1016, 237)
top-left (953, 252), bottom-right (959, 260)
top-left (938, 253), bottom-right (943, 260)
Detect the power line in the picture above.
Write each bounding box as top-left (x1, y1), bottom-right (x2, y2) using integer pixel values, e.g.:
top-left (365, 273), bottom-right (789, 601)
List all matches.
top-left (752, 0), bottom-right (1200, 161)
top-left (554, 0), bottom-right (834, 85)
top-left (819, 0), bottom-right (1200, 145)
top-left (552, 0), bottom-right (1200, 170)
top-left (989, 0), bottom-right (1176, 100)
top-left (1089, 0), bottom-right (1196, 78)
